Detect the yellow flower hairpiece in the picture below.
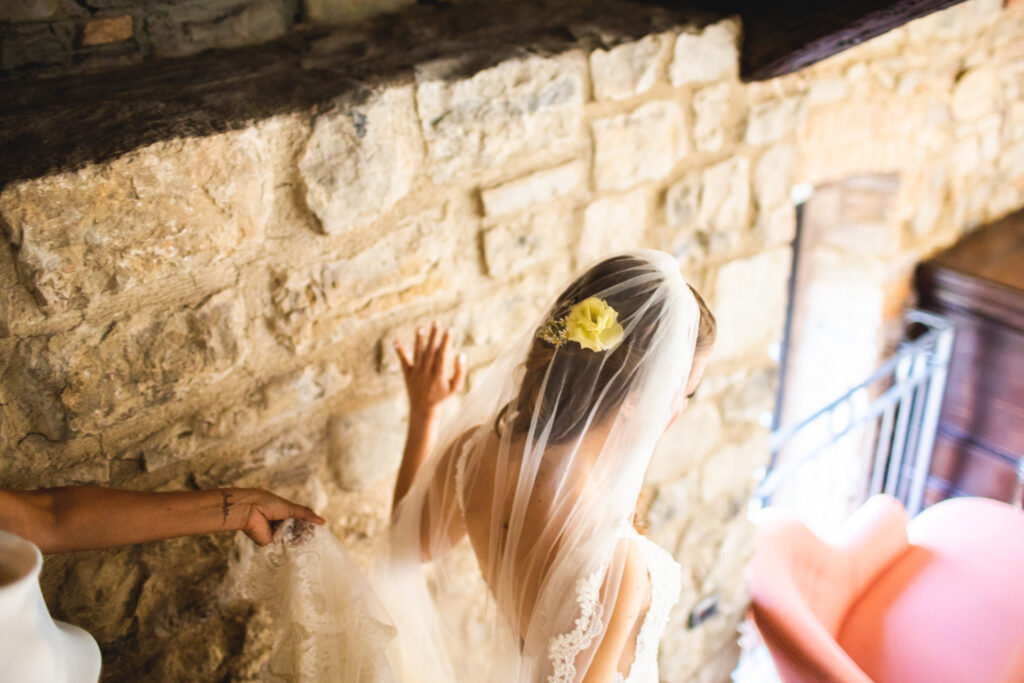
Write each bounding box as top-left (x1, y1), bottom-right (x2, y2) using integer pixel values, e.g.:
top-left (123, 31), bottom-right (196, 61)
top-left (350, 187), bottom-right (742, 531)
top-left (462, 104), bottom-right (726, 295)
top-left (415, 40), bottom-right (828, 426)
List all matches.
top-left (538, 297), bottom-right (624, 352)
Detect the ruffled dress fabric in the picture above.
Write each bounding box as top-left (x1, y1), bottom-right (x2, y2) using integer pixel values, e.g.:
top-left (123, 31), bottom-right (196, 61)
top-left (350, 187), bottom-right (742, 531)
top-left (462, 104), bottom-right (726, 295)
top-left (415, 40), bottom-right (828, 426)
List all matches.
top-left (241, 521), bottom-right (398, 683)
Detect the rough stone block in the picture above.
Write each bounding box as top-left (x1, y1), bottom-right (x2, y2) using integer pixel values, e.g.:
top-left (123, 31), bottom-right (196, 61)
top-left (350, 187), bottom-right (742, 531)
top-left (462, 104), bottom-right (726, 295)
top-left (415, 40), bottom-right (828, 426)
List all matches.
top-left (999, 57), bottom-right (1024, 105)
top-left (592, 100), bottom-right (688, 191)
top-left (189, 429), bottom-right (322, 491)
top-left (1004, 102), bottom-right (1024, 144)
top-left (906, 0), bottom-right (1003, 42)
top-left (720, 365), bottom-right (778, 425)
top-left (692, 82), bottom-right (733, 152)
top-left (699, 156), bottom-right (751, 235)
top-left (451, 276), bottom-right (562, 351)
top-left (5, 434), bottom-right (106, 487)
top-left (669, 19), bottom-right (739, 86)
top-left (305, 0), bottom-right (414, 24)
top-left (745, 97), bottom-right (805, 146)
top-left (132, 418), bottom-right (203, 473)
top-left (808, 78), bottom-right (849, 104)
top-left (712, 248), bottom-right (792, 360)
top-left (998, 141), bottom-right (1024, 185)
top-left (665, 174), bottom-right (699, 230)
top-left (59, 289), bottom-right (247, 431)
top-left (257, 363), bottom-right (351, 424)
top-left (700, 431), bottom-right (769, 503)
top-left (951, 135), bottom-right (982, 178)
top-left (0, 126), bottom-right (276, 313)
top-left (975, 114), bottom-right (1002, 162)
top-left (143, 361), bottom-right (353, 463)
top-left (646, 476), bottom-right (700, 534)
top-left (952, 66), bottom-right (1001, 121)
top-left (268, 209), bottom-right (462, 352)
top-left (0, 338), bottom-right (69, 446)
top-left (299, 85), bottom-right (424, 234)
top-left (589, 33), bottom-right (669, 101)
top-left (57, 548), bottom-right (143, 642)
top-left (753, 143), bottom-right (796, 212)
top-left (0, 0), bottom-right (60, 22)
top-left (756, 202), bottom-right (797, 248)
top-left (416, 50), bottom-right (588, 183)
top-left (578, 189), bottom-right (648, 265)
top-left (145, 0), bottom-right (292, 59)
top-left (910, 167), bottom-right (948, 237)
top-left (480, 161), bottom-right (587, 216)
top-left (483, 206), bottom-right (576, 278)
top-left (81, 15), bottom-right (133, 46)
top-left (657, 174), bottom-right (703, 262)
top-left (647, 400), bottom-right (722, 485)
top-left (329, 398), bottom-right (407, 491)
top-left (1, 20), bottom-right (74, 70)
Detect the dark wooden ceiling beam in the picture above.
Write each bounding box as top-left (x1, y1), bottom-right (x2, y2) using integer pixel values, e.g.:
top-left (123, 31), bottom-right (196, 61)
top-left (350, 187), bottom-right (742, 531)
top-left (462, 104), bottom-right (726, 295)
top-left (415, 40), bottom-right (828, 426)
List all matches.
top-left (0, 0), bottom-right (973, 186)
top-left (645, 0), bottom-right (968, 80)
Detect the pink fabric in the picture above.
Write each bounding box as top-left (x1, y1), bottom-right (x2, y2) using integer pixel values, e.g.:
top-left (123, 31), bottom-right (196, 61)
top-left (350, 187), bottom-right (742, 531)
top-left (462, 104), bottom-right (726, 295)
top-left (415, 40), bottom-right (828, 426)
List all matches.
top-left (747, 495), bottom-right (909, 683)
top-left (838, 497), bottom-right (1024, 683)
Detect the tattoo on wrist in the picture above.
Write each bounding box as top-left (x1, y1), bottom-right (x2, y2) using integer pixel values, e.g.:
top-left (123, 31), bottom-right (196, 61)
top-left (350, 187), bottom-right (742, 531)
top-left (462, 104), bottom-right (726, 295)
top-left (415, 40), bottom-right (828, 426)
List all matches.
top-left (221, 491), bottom-right (234, 526)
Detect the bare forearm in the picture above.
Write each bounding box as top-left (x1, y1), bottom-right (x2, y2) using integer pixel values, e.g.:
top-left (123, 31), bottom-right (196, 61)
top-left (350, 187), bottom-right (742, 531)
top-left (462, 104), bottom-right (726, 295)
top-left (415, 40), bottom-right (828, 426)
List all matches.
top-left (392, 408), bottom-right (438, 513)
top-left (36, 487), bottom-right (251, 553)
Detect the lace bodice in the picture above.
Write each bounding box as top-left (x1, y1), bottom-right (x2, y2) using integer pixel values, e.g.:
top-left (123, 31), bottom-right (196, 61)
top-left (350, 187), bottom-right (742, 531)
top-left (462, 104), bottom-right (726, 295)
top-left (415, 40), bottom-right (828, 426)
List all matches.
top-left (455, 443), bottom-right (682, 683)
top-left (543, 530), bottom-right (681, 683)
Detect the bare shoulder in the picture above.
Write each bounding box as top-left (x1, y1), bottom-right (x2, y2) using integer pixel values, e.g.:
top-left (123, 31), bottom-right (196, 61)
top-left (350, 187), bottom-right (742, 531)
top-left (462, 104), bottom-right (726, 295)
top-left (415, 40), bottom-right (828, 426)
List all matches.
top-left (613, 537), bottom-right (652, 607)
top-left (581, 537), bottom-right (652, 682)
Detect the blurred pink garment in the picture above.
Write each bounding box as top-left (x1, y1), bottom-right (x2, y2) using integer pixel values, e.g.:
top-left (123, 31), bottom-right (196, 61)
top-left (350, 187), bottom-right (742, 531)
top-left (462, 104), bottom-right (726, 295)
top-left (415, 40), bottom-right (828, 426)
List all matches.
top-left (748, 495), bottom-right (1024, 683)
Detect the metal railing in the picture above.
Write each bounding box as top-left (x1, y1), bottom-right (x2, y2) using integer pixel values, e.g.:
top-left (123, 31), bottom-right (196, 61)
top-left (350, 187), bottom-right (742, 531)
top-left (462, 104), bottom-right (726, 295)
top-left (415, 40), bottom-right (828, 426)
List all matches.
top-left (753, 310), bottom-right (955, 528)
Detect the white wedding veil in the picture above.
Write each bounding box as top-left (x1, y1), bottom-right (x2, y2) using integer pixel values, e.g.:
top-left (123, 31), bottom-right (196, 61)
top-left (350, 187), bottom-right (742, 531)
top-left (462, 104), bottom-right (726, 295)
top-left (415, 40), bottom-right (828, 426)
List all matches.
top-left (385, 249), bottom-right (701, 683)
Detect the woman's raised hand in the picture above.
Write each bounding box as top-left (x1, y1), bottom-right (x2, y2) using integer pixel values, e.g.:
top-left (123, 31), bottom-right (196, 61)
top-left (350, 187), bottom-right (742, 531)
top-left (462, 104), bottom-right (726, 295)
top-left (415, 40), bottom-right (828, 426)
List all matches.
top-left (393, 321), bottom-right (467, 417)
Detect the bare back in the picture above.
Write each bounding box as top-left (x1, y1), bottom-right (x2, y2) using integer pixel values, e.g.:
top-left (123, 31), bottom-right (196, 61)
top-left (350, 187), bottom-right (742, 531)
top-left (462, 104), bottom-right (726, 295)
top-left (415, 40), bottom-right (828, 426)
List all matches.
top-left (456, 426), bottom-right (649, 678)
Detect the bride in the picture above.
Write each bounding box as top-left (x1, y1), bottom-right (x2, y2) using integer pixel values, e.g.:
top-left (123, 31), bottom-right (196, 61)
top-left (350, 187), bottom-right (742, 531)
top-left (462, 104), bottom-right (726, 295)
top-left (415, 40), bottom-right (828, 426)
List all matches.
top-left (249, 250), bottom-right (716, 683)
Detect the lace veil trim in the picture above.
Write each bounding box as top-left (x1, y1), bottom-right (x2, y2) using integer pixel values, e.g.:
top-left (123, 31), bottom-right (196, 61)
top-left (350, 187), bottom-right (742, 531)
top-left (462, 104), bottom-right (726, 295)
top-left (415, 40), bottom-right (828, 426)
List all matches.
top-left (545, 563), bottom-right (608, 683)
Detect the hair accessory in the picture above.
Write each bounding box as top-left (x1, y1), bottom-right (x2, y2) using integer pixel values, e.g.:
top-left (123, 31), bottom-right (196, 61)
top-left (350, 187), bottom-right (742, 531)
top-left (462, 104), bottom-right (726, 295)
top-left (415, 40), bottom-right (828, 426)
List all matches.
top-left (538, 297), bottom-right (625, 352)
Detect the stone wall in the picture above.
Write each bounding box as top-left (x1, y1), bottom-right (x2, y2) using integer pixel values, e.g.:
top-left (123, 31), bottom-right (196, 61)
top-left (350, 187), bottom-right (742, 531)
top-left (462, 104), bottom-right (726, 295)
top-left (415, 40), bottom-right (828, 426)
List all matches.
top-left (0, 0), bottom-right (461, 76)
top-left (1, 1), bottom-right (1023, 681)
top-left (1, 0), bottom-right (301, 73)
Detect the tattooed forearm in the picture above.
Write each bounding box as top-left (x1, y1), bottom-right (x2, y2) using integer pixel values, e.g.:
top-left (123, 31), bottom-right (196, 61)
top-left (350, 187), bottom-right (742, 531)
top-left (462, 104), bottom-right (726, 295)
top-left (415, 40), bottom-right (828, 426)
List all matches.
top-left (221, 491), bottom-right (234, 526)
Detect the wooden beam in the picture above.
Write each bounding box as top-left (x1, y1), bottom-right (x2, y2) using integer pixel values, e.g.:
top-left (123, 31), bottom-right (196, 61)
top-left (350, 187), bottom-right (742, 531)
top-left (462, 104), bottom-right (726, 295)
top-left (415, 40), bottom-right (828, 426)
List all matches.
top-left (0, 1), bottom-right (716, 187)
top-left (644, 0), bottom-right (967, 80)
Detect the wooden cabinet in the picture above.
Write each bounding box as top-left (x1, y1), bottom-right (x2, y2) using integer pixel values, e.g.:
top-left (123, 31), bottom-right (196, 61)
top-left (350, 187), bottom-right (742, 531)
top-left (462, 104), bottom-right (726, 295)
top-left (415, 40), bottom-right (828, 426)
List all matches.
top-left (915, 208), bottom-right (1024, 505)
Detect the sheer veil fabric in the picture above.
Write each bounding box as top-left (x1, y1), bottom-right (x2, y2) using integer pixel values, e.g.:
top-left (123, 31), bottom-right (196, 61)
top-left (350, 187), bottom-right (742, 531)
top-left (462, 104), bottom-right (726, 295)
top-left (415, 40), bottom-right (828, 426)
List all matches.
top-left (247, 249), bottom-right (699, 683)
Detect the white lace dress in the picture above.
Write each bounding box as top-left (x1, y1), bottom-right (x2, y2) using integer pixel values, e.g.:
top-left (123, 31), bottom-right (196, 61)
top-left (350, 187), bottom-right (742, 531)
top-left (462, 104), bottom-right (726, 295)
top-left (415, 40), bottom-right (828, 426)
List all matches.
top-left (455, 446), bottom-right (683, 683)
